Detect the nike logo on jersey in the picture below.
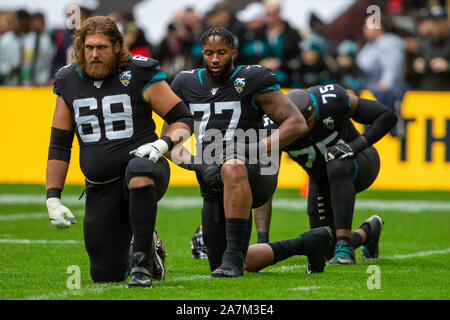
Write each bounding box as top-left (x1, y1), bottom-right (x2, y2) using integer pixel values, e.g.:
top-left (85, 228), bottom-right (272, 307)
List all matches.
top-left (211, 88), bottom-right (219, 95)
top-left (93, 80), bottom-right (103, 89)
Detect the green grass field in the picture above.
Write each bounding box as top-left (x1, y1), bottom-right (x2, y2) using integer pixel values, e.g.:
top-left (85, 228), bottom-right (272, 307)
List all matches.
top-left (0, 183), bottom-right (449, 301)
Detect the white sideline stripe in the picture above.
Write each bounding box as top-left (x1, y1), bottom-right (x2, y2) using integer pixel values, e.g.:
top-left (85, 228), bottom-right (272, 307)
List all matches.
top-left (289, 286), bottom-right (321, 291)
top-left (1, 194), bottom-right (450, 212)
top-left (23, 247), bottom-right (450, 300)
top-left (267, 248), bottom-right (450, 273)
top-left (0, 210), bottom-right (84, 221)
top-left (0, 239), bottom-right (83, 244)
top-left (383, 248), bottom-right (450, 260)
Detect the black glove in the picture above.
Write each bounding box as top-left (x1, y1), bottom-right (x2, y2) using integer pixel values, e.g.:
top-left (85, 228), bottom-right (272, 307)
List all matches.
top-left (324, 137), bottom-right (366, 162)
top-left (188, 157), bottom-right (223, 192)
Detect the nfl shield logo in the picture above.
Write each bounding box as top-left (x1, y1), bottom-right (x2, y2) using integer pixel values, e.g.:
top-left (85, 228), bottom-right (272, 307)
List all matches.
top-left (234, 78), bottom-right (246, 94)
top-left (119, 70), bottom-right (132, 87)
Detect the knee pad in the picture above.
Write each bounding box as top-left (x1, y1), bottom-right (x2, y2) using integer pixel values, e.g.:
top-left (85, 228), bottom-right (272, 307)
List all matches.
top-left (326, 159), bottom-right (353, 182)
top-left (125, 157), bottom-right (156, 182)
top-left (201, 164), bottom-right (224, 192)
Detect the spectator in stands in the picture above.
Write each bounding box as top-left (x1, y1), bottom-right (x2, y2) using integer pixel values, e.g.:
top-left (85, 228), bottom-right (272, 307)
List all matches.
top-left (123, 23), bottom-right (152, 58)
top-left (236, 2), bottom-right (267, 66)
top-left (183, 7), bottom-right (203, 40)
top-left (356, 13), bottom-right (406, 113)
top-left (416, 7), bottom-right (435, 38)
top-left (156, 12), bottom-right (194, 82)
top-left (335, 39), bottom-right (365, 95)
top-left (291, 34), bottom-right (336, 88)
top-left (51, 6), bottom-right (92, 78)
top-left (29, 12), bottom-right (54, 86)
top-left (413, 6), bottom-right (450, 90)
top-left (260, 0), bottom-right (302, 87)
top-left (183, 7), bottom-right (204, 69)
top-left (308, 12), bottom-right (332, 56)
top-left (0, 12), bottom-right (21, 85)
top-left (16, 9), bottom-right (35, 86)
top-left (121, 8), bottom-right (153, 58)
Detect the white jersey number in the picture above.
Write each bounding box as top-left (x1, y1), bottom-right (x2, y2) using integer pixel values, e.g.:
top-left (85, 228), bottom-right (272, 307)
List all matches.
top-left (73, 94), bottom-right (133, 143)
top-left (287, 131), bottom-right (339, 168)
top-left (190, 101), bottom-right (241, 143)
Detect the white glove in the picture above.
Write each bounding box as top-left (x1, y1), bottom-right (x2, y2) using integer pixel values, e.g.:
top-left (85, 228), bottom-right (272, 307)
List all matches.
top-left (46, 197), bottom-right (76, 229)
top-left (129, 139), bottom-right (170, 163)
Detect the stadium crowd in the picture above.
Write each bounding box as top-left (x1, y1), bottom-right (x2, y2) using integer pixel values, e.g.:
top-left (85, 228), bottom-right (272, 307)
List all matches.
top-left (0, 0), bottom-right (449, 101)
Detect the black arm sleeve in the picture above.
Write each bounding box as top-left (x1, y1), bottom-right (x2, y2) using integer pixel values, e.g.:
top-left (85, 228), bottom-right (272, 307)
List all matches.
top-left (352, 98), bottom-right (398, 146)
top-left (48, 127), bottom-right (74, 163)
top-left (163, 101), bottom-right (194, 133)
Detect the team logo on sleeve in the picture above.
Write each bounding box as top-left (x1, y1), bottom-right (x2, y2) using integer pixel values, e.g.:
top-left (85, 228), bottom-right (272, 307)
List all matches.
top-left (119, 70), bottom-right (132, 87)
top-left (234, 78), bottom-right (246, 94)
top-left (323, 116), bottom-right (335, 129)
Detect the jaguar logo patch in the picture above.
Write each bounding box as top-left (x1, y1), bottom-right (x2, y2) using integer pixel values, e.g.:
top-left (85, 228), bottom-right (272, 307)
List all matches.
top-left (323, 116), bottom-right (335, 129)
top-left (119, 70), bottom-right (132, 87)
top-left (234, 78), bottom-right (246, 94)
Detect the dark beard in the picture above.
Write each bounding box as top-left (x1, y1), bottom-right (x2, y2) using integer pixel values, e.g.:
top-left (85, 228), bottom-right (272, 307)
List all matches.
top-left (85, 58), bottom-right (117, 79)
top-left (204, 58), bottom-right (233, 86)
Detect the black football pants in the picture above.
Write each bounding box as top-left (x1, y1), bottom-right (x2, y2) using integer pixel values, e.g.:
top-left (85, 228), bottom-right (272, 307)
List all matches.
top-left (307, 146), bottom-right (380, 235)
top-left (198, 163), bottom-right (278, 272)
top-left (83, 158), bottom-right (170, 282)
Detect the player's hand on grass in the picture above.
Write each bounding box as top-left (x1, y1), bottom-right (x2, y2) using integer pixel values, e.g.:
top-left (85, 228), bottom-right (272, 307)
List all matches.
top-left (46, 198), bottom-right (76, 229)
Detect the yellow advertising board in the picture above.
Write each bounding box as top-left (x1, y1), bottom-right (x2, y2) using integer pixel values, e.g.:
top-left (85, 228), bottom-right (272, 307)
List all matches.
top-left (0, 87), bottom-right (449, 190)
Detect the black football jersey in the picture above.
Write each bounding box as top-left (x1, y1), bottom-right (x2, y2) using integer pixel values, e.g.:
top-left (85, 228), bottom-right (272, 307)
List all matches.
top-left (171, 65), bottom-right (280, 156)
top-left (265, 84), bottom-right (361, 181)
top-left (53, 55), bottom-right (167, 182)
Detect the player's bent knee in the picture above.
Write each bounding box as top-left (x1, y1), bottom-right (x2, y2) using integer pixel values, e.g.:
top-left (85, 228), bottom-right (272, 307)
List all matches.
top-left (244, 244), bottom-right (273, 272)
top-left (221, 160), bottom-right (248, 184)
top-left (125, 157), bottom-right (156, 183)
top-left (129, 176), bottom-right (153, 189)
top-left (326, 159), bottom-right (352, 181)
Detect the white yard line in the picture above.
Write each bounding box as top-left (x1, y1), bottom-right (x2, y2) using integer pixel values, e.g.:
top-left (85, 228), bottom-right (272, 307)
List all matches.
top-left (0, 239), bottom-right (83, 244)
top-left (21, 246), bottom-right (450, 300)
top-left (289, 286), bottom-right (321, 291)
top-left (1, 195), bottom-right (450, 213)
top-left (0, 210), bottom-right (84, 221)
top-left (382, 248), bottom-right (450, 260)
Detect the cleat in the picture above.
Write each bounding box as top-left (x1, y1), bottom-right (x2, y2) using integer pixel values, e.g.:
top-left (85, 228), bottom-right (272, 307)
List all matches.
top-left (127, 252), bottom-right (153, 288)
top-left (329, 239), bottom-right (356, 265)
top-left (211, 265), bottom-right (243, 278)
top-left (212, 251), bottom-right (244, 278)
top-left (191, 225), bottom-right (208, 259)
top-left (129, 230), bottom-right (166, 281)
top-left (304, 227), bottom-right (334, 273)
top-left (361, 215), bottom-right (384, 259)
top-left (153, 231), bottom-right (166, 281)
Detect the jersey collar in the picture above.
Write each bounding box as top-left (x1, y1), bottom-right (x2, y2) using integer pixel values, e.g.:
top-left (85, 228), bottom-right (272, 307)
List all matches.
top-left (199, 65), bottom-right (243, 87)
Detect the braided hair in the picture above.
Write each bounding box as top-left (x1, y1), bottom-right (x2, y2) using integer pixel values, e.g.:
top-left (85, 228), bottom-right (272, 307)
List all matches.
top-left (199, 26), bottom-right (237, 49)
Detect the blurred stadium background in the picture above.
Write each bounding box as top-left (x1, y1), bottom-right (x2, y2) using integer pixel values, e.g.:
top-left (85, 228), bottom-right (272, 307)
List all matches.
top-left (0, 0), bottom-right (449, 300)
